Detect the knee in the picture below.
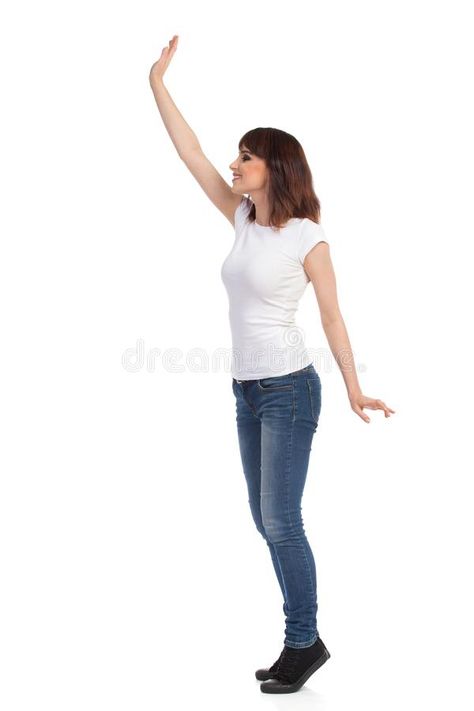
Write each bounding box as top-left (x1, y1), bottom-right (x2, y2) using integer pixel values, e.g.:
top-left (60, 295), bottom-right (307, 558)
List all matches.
top-left (262, 514), bottom-right (304, 544)
top-left (248, 508), bottom-right (268, 541)
top-left (252, 517), bottom-right (268, 541)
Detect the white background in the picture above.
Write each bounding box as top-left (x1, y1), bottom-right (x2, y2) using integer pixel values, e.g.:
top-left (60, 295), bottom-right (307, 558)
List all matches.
top-left (1, 1), bottom-right (473, 709)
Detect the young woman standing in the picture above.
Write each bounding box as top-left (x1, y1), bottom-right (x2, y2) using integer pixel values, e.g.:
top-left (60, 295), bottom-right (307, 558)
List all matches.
top-left (149, 35), bottom-right (395, 695)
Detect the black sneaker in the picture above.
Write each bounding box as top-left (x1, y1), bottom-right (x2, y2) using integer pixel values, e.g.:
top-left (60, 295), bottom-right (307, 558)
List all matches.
top-left (260, 636), bottom-right (330, 694)
top-left (255, 647), bottom-right (284, 681)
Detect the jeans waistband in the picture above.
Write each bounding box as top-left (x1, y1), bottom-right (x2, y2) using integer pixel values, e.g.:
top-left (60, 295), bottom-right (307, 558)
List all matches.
top-left (234, 363), bottom-right (314, 384)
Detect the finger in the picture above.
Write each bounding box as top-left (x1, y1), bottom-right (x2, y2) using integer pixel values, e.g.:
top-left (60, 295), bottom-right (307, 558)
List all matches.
top-left (377, 400), bottom-right (393, 416)
top-left (354, 404), bottom-right (370, 423)
top-left (362, 399), bottom-right (379, 410)
top-left (365, 401), bottom-right (379, 410)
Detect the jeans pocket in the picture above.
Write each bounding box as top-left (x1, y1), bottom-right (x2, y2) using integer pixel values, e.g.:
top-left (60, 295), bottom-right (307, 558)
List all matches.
top-left (257, 375), bottom-right (293, 391)
top-left (306, 377), bottom-right (321, 426)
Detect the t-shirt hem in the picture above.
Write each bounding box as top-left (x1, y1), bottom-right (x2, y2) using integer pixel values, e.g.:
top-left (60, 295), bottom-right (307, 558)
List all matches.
top-left (231, 356), bottom-right (314, 381)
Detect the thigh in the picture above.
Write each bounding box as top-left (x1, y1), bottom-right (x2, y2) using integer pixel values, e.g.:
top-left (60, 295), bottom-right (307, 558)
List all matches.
top-left (232, 379), bottom-right (262, 498)
top-left (259, 372), bottom-right (320, 528)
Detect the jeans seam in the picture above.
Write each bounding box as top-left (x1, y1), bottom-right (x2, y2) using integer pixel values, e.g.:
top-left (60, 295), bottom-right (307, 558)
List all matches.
top-left (284, 423), bottom-right (292, 643)
top-left (292, 373), bottom-right (296, 422)
top-left (233, 380), bottom-right (260, 420)
top-left (284, 414), bottom-right (317, 647)
top-left (306, 379), bottom-right (317, 426)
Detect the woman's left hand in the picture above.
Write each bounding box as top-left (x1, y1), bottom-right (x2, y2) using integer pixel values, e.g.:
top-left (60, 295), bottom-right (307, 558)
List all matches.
top-left (349, 393), bottom-right (396, 423)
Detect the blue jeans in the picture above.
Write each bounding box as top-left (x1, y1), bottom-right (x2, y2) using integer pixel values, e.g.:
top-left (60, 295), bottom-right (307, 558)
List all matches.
top-left (231, 363), bottom-right (322, 649)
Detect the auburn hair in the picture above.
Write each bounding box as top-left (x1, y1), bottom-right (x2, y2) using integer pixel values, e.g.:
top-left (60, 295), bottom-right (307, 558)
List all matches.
top-left (238, 127), bottom-right (321, 231)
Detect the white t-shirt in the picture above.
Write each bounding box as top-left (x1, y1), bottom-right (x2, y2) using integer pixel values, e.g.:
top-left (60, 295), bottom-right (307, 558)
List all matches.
top-left (221, 196), bottom-right (331, 380)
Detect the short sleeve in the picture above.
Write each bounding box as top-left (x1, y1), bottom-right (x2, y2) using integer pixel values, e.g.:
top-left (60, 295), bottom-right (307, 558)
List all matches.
top-left (297, 220), bottom-right (330, 265)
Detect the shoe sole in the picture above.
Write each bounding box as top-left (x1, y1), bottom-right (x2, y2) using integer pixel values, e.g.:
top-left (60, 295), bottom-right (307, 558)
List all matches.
top-left (260, 648), bottom-right (330, 694)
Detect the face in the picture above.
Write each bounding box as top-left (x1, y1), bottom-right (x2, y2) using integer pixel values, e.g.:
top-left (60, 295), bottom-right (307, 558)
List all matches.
top-left (229, 146), bottom-right (268, 195)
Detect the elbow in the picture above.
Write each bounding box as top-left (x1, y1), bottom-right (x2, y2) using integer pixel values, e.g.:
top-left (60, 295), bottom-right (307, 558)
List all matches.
top-left (179, 144), bottom-right (202, 164)
top-left (321, 310), bottom-right (343, 329)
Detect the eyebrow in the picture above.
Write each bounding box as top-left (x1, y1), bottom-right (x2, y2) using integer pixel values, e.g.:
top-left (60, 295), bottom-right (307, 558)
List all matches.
top-left (240, 148), bottom-right (251, 153)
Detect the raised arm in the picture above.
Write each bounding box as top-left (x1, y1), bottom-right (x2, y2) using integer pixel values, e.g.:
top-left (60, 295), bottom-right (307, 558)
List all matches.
top-left (149, 36), bottom-right (241, 226)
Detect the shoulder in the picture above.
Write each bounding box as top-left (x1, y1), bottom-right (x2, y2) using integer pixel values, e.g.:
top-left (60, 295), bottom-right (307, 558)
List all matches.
top-left (300, 217), bottom-right (325, 233)
top-left (297, 219), bottom-right (330, 265)
top-left (300, 218), bottom-right (329, 244)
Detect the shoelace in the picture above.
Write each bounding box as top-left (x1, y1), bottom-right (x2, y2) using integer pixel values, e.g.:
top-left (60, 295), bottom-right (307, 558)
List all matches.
top-left (275, 646), bottom-right (300, 684)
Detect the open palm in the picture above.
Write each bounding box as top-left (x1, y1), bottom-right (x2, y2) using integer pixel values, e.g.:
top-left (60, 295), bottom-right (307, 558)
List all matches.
top-left (149, 34), bottom-right (179, 83)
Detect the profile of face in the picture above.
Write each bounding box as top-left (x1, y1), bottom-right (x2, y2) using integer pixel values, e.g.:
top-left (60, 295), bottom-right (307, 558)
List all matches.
top-left (229, 146), bottom-right (268, 196)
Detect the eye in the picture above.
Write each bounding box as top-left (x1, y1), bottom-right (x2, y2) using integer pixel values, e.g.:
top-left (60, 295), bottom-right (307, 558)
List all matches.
top-left (242, 154), bottom-right (250, 161)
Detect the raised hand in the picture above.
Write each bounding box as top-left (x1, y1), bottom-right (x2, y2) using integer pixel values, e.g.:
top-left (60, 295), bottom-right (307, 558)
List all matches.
top-left (149, 34), bottom-right (179, 84)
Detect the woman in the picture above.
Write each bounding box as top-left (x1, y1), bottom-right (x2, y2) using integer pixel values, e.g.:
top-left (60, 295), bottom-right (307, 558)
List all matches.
top-left (149, 35), bottom-right (396, 695)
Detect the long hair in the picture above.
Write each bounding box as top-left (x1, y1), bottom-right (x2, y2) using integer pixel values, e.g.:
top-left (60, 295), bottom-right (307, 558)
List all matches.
top-left (238, 127), bottom-right (321, 231)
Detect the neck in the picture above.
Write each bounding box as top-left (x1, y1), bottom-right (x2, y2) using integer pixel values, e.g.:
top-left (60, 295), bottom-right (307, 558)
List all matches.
top-left (249, 191), bottom-right (271, 226)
